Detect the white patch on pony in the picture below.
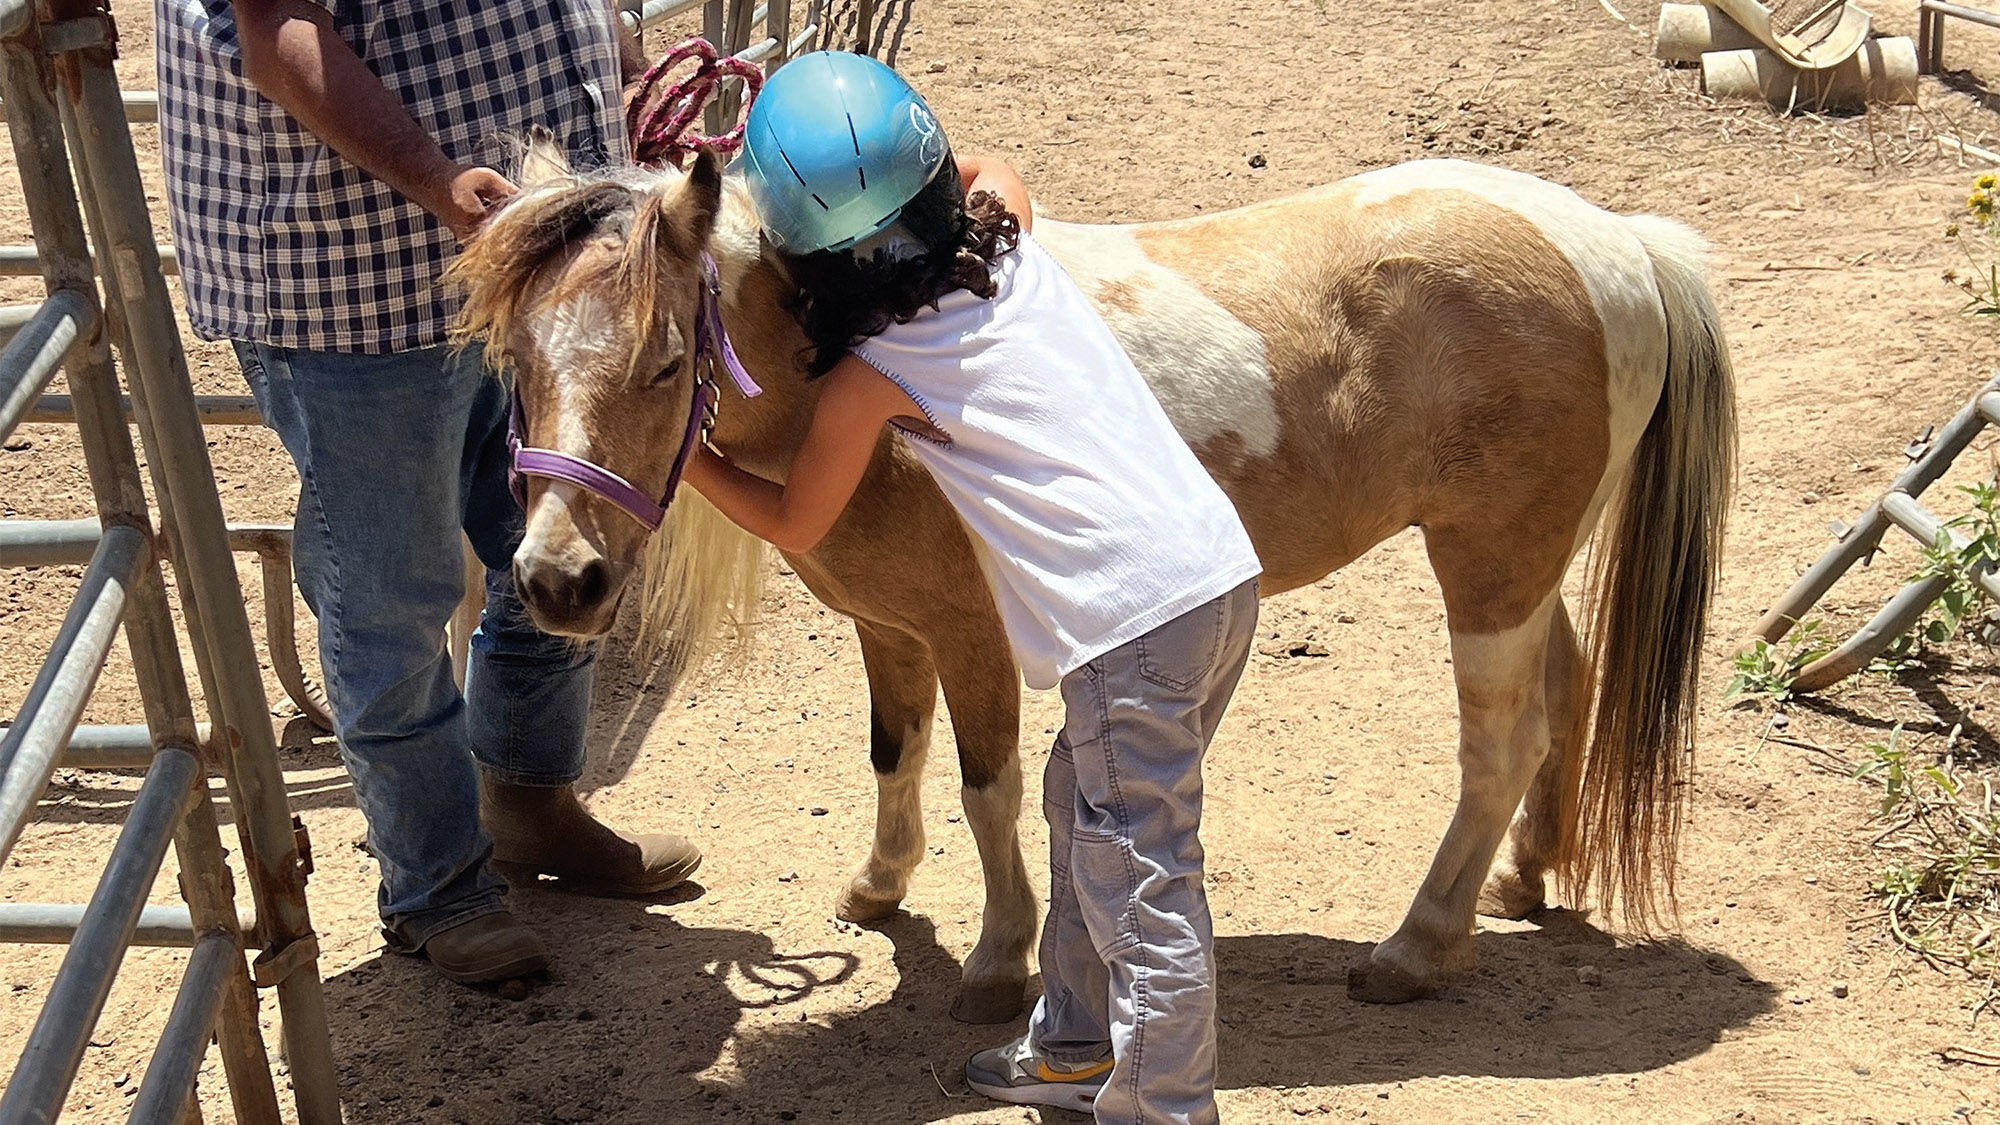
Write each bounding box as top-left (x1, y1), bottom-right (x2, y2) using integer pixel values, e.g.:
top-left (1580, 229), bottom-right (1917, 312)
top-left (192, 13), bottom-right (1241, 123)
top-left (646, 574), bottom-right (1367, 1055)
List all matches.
top-left (531, 291), bottom-right (626, 457)
top-left (1372, 592), bottom-right (1557, 981)
top-left (538, 290), bottom-right (622, 376)
top-left (518, 480), bottom-right (584, 567)
top-left (956, 757), bottom-right (1036, 991)
top-left (1035, 220), bottom-right (1281, 461)
top-left (1347, 160), bottom-right (1670, 483)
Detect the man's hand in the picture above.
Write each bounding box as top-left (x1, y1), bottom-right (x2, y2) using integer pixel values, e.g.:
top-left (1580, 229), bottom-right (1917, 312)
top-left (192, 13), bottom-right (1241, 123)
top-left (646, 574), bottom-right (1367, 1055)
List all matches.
top-left (439, 166), bottom-right (519, 241)
top-left (236, 0), bottom-right (521, 241)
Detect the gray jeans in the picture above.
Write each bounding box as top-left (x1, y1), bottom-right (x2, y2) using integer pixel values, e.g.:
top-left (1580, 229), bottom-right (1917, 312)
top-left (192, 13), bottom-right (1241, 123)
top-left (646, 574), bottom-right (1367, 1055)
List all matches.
top-left (1031, 578), bottom-right (1258, 1125)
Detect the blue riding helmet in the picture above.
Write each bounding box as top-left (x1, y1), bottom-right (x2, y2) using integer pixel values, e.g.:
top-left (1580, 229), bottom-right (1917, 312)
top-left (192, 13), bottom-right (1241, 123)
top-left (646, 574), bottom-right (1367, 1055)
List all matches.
top-left (742, 51), bottom-right (951, 255)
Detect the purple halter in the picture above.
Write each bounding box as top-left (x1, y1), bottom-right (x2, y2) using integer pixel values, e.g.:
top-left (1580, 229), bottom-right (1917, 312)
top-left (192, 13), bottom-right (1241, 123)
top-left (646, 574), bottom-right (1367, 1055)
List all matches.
top-left (507, 252), bottom-right (761, 531)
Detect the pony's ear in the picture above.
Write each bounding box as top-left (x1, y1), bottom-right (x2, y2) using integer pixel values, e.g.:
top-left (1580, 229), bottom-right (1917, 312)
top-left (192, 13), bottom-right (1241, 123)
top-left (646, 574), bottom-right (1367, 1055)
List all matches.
top-left (519, 125), bottom-right (573, 187)
top-left (657, 148), bottom-right (724, 259)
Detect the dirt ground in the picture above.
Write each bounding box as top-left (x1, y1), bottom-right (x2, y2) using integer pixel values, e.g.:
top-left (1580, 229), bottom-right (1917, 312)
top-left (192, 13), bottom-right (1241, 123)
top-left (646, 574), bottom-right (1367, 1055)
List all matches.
top-left (7, 0), bottom-right (2000, 1121)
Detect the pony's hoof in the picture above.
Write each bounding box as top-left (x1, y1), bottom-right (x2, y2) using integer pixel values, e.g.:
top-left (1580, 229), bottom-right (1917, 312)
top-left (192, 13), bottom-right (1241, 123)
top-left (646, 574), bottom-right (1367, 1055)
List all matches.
top-left (1477, 869), bottom-right (1546, 920)
top-left (835, 883), bottom-right (903, 924)
top-left (1345, 959), bottom-right (1432, 1004)
top-left (951, 978), bottom-right (1027, 1024)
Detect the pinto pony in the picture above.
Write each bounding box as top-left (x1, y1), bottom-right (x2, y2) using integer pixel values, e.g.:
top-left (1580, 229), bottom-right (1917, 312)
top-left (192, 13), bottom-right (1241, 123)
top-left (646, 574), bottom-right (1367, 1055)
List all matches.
top-left (449, 138), bottom-right (1736, 1021)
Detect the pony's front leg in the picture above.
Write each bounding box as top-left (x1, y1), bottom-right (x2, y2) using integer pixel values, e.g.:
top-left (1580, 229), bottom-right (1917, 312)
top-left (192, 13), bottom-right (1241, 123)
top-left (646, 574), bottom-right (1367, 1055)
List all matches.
top-left (837, 620), bottom-right (938, 923)
top-left (936, 638), bottom-right (1035, 1024)
top-left (1350, 594), bottom-right (1557, 1004)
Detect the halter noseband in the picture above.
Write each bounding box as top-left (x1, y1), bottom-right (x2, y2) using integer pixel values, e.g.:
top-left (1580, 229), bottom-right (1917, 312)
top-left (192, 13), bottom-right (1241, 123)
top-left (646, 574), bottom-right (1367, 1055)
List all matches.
top-left (507, 252), bottom-right (761, 531)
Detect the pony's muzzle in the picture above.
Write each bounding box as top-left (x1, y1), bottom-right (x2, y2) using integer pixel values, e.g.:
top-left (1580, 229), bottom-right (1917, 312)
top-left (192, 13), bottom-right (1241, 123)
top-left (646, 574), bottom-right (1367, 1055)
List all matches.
top-left (513, 549), bottom-right (630, 637)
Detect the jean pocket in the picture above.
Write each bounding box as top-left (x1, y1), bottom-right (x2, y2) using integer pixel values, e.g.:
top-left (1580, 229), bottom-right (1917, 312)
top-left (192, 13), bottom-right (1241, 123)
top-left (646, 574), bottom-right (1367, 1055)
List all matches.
top-left (1070, 826), bottom-right (1143, 958)
top-left (1134, 596), bottom-right (1227, 693)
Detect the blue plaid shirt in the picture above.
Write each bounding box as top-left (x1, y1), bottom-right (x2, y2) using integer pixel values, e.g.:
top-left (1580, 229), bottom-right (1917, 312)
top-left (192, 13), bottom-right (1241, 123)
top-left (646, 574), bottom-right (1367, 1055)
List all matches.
top-left (156, 0), bottom-right (629, 352)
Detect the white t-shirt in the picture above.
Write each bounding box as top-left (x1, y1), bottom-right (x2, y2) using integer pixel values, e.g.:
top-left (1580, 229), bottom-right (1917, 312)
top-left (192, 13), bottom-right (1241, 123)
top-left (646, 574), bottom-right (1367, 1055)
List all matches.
top-left (852, 232), bottom-right (1262, 690)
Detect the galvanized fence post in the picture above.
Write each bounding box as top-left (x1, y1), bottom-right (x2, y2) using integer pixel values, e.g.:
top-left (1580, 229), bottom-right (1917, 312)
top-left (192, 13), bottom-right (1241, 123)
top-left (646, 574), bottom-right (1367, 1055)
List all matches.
top-left (0, 0), bottom-right (335, 1120)
top-left (39, 0), bottom-right (341, 1115)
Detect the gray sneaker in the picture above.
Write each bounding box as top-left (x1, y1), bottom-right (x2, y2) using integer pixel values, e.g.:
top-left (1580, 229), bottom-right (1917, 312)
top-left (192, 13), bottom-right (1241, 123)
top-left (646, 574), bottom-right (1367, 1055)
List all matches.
top-left (965, 1035), bottom-right (1112, 1114)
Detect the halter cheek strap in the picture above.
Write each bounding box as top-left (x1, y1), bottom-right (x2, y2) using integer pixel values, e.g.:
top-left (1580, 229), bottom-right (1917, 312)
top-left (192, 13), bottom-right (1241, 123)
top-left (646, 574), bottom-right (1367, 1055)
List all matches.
top-left (507, 252), bottom-right (761, 531)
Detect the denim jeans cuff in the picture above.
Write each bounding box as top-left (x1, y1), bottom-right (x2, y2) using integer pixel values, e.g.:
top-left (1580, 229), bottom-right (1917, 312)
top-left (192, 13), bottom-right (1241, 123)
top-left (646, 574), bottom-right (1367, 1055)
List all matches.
top-left (382, 893), bottom-right (508, 953)
top-left (475, 761), bottom-right (583, 788)
top-left (1030, 1025), bottom-right (1113, 1066)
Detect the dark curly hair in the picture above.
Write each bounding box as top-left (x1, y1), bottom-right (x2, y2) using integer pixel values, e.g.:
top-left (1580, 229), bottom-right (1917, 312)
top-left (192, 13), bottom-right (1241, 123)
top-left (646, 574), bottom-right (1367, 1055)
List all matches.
top-left (785, 153), bottom-right (1021, 376)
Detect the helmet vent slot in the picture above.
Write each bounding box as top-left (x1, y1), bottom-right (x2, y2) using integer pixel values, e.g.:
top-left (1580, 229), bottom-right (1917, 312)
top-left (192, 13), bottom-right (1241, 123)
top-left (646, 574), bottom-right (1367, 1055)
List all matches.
top-left (810, 193), bottom-right (830, 211)
top-left (779, 148), bottom-right (809, 188)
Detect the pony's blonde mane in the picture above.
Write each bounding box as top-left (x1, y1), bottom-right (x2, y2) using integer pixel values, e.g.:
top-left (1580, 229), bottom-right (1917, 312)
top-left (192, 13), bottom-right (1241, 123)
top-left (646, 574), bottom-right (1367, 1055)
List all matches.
top-left (446, 166), bottom-right (684, 374)
top-left (635, 490), bottom-right (767, 682)
top-left (446, 158), bottom-right (770, 690)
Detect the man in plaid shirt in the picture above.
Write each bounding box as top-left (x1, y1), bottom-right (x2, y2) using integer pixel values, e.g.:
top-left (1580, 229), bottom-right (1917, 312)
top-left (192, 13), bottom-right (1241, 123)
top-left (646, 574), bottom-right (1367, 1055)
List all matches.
top-left (156, 0), bottom-right (701, 984)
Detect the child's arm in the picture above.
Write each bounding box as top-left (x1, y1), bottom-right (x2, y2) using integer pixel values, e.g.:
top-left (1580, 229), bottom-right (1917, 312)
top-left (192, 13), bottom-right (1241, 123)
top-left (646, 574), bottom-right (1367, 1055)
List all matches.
top-left (957, 153), bottom-right (1033, 233)
top-left (683, 355), bottom-right (914, 555)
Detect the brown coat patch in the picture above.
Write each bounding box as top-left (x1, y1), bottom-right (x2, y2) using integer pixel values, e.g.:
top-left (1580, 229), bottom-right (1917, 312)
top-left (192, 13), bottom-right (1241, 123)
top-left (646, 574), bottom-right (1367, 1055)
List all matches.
top-left (1129, 187), bottom-right (1611, 632)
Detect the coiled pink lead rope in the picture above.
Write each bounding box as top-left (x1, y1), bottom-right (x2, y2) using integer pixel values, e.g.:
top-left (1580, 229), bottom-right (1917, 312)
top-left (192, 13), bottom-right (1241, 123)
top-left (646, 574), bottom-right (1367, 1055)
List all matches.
top-left (626, 36), bottom-right (764, 168)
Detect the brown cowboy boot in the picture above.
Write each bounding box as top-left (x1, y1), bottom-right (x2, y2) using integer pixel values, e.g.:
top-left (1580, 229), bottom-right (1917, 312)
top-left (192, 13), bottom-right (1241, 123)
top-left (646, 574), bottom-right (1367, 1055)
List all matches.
top-left (480, 774), bottom-right (702, 895)
top-left (419, 909), bottom-right (550, 983)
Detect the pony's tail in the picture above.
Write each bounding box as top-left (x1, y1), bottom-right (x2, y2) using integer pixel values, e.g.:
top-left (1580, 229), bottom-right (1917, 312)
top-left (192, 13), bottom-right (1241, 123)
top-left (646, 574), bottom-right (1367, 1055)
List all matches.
top-left (635, 490), bottom-right (768, 688)
top-left (1561, 215), bottom-right (1737, 932)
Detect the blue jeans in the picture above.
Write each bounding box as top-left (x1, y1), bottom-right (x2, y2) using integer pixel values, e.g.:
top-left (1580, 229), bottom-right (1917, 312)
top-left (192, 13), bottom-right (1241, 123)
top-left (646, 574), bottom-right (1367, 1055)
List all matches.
top-left (1031, 579), bottom-right (1258, 1125)
top-left (234, 340), bottom-right (595, 949)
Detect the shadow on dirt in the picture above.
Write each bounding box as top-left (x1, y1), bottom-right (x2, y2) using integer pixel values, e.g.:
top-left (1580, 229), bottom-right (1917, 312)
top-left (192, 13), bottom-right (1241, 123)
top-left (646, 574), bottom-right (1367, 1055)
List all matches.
top-left (1214, 911), bottom-right (1777, 1089)
top-left (319, 899), bottom-right (1775, 1123)
top-left (1937, 70), bottom-right (2000, 119)
top-left (28, 716), bottom-right (357, 827)
top-left (30, 629), bottom-right (680, 827)
top-left (1792, 652), bottom-right (2000, 761)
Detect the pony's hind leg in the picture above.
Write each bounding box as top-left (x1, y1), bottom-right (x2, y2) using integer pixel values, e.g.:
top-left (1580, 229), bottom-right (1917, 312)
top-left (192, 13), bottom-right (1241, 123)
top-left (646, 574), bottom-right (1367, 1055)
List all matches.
top-left (837, 619), bottom-right (939, 923)
top-left (1479, 598), bottom-right (1589, 920)
top-left (933, 633), bottom-right (1035, 1024)
top-left (1349, 586), bottom-right (1559, 1004)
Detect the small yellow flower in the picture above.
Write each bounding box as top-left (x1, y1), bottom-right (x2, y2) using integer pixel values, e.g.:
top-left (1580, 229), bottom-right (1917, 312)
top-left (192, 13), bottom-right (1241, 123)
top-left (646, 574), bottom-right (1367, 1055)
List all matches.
top-left (1948, 222), bottom-right (1963, 238)
top-left (1977, 172), bottom-right (1996, 191)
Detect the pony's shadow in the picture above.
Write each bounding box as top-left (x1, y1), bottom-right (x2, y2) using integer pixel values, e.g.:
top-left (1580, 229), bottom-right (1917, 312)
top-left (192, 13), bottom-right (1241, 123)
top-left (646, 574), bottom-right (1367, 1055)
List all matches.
top-left (576, 610), bottom-right (682, 794)
top-left (320, 897), bottom-right (1775, 1123)
top-left (1213, 913), bottom-right (1776, 1089)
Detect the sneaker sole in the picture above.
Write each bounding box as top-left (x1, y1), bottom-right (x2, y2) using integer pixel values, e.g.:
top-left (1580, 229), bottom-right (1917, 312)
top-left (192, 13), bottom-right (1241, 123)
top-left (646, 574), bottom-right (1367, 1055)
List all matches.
top-left (966, 1074), bottom-right (1100, 1114)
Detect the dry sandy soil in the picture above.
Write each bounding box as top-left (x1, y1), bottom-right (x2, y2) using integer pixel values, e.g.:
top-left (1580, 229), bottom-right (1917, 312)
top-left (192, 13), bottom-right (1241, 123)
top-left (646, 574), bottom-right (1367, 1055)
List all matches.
top-left (7, 0), bottom-right (2000, 1121)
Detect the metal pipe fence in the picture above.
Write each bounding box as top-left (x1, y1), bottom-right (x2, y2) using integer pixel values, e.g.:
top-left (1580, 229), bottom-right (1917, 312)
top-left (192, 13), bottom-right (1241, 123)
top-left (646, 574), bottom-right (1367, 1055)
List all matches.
top-left (0, 902), bottom-right (211, 947)
top-left (0, 0), bottom-right (334, 1120)
top-left (0, 746), bottom-right (201, 1122)
top-left (2, 8), bottom-right (841, 1114)
top-left (127, 930), bottom-right (237, 1125)
top-left (0, 288), bottom-right (92, 439)
top-left (0, 523), bottom-right (147, 864)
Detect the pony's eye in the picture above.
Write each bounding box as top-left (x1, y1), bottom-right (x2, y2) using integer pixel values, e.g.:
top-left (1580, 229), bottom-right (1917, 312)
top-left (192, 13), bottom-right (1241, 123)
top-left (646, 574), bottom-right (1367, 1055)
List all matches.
top-left (649, 357), bottom-right (684, 386)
